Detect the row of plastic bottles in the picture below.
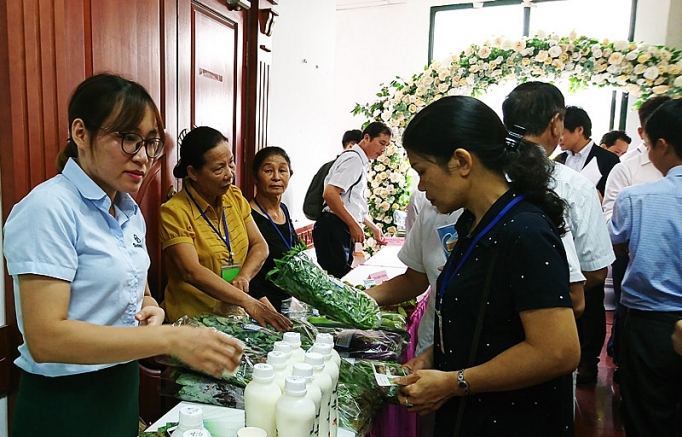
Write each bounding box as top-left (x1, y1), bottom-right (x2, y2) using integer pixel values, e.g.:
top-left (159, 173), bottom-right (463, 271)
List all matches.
top-left (244, 332), bottom-right (342, 437)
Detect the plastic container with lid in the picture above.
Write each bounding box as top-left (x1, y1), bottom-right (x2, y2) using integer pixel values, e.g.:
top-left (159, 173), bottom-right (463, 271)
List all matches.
top-left (245, 363), bottom-right (281, 437)
top-left (293, 362), bottom-right (322, 437)
top-left (315, 333), bottom-right (341, 368)
top-left (275, 376), bottom-right (316, 437)
top-left (304, 352), bottom-right (332, 437)
top-left (273, 340), bottom-right (294, 376)
top-left (171, 405), bottom-right (210, 437)
top-left (267, 350), bottom-right (289, 392)
top-left (283, 332), bottom-right (306, 364)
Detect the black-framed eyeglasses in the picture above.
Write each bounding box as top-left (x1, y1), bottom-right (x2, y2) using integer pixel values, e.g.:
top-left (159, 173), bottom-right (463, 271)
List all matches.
top-left (100, 127), bottom-right (164, 158)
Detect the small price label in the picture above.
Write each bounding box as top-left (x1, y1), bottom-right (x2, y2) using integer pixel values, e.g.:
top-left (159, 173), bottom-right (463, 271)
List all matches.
top-left (368, 270), bottom-right (389, 285)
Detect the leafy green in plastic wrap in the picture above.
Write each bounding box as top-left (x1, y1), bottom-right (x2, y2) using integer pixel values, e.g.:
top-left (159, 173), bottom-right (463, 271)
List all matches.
top-left (336, 358), bottom-right (410, 434)
top-left (161, 367), bottom-right (245, 409)
top-left (267, 244), bottom-right (382, 329)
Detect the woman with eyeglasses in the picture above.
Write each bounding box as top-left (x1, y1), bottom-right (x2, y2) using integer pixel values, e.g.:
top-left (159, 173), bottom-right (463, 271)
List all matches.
top-left (159, 127), bottom-right (292, 331)
top-left (392, 96), bottom-right (580, 437)
top-left (3, 73), bottom-right (244, 436)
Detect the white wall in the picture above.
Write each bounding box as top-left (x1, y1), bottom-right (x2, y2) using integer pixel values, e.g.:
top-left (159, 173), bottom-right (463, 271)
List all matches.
top-left (269, 0), bottom-right (338, 228)
top-left (1, 172), bottom-right (7, 437)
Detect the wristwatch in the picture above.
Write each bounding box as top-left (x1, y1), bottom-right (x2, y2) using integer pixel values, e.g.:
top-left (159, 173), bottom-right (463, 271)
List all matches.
top-left (457, 369), bottom-right (472, 396)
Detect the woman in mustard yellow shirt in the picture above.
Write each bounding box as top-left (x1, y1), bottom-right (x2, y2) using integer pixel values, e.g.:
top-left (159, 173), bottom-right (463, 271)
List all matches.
top-left (160, 126), bottom-right (291, 331)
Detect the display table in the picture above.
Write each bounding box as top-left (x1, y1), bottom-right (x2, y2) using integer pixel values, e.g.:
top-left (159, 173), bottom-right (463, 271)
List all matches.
top-left (146, 401), bottom-right (356, 437)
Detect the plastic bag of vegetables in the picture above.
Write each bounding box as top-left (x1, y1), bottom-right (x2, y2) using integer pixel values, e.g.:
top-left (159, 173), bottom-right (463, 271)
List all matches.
top-left (267, 244), bottom-right (382, 329)
top-left (160, 367), bottom-right (245, 409)
top-left (313, 327), bottom-right (408, 362)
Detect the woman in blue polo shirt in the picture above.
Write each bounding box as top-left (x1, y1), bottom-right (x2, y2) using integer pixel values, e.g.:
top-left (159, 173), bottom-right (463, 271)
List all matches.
top-left (3, 73), bottom-right (243, 437)
top-left (393, 96), bottom-right (580, 437)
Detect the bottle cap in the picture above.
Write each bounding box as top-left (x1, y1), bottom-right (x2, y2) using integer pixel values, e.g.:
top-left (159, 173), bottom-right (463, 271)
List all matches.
top-left (311, 342), bottom-right (332, 360)
top-left (283, 332), bottom-right (302, 347)
top-left (283, 375), bottom-right (308, 396)
top-left (304, 351), bottom-right (324, 370)
top-left (266, 351), bottom-right (287, 369)
top-left (292, 362), bottom-right (314, 381)
top-left (178, 405), bottom-right (203, 428)
top-left (273, 341), bottom-right (292, 357)
top-left (316, 332), bottom-right (335, 346)
top-left (252, 363), bottom-right (274, 382)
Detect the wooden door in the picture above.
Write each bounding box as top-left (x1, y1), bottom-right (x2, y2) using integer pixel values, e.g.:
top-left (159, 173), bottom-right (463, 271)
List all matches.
top-left (178, 0), bottom-right (245, 188)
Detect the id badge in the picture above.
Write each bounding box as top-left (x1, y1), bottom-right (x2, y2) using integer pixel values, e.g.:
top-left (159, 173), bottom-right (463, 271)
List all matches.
top-left (221, 263), bottom-right (242, 282)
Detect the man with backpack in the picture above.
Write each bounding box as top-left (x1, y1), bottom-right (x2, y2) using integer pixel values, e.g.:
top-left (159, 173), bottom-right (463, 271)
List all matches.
top-left (311, 122), bottom-right (391, 278)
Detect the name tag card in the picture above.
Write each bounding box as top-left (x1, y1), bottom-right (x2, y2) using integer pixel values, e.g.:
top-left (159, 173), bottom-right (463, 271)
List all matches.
top-left (368, 270), bottom-right (389, 285)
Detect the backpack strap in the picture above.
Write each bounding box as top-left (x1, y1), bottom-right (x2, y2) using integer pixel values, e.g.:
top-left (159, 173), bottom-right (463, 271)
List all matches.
top-left (322, 149), bottom-right (364, 210)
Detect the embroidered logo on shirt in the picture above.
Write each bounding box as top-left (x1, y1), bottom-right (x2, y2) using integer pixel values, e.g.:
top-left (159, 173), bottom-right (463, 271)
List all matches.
top-left (133, 234), bottom-right (143, 248)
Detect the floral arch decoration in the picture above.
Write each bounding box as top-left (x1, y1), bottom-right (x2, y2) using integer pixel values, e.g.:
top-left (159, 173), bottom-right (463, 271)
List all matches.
top-left (354, 32), bottom-right (682, 253)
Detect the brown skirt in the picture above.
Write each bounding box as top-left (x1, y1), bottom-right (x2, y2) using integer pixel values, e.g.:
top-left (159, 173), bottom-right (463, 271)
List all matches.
top-left (11, 361), bottom-right (139, 437)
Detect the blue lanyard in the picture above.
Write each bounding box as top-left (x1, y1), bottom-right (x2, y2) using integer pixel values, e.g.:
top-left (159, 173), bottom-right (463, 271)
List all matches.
top-left (437, 194), bottom-right (525, 311)
top-left (254, 198), bottom-right (294, 251)
top-left (185, 186), bottom-right (234, 263)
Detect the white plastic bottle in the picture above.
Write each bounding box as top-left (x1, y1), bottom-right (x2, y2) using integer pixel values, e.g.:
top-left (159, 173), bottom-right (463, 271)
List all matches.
top-left (244, 363), bottom-right (281, 437)
top-left (275, 376), bottom-right (316, 437)
top-left (292, 363), bottom-right (322, 437)
top-left (267, 350), bottom-right (289, 392)
top-left (304, 352), bottom-right (332, 437)
top-left (283, 332), bottom-right (306, 364)
top-left (171, 405), bottom-right (209, 437)
top-left (311, 343), bottom-right (340, 437)
top-left (315, 333), bottom-right (341, 369)
top-left (273, 340), bottom-right (294, 376)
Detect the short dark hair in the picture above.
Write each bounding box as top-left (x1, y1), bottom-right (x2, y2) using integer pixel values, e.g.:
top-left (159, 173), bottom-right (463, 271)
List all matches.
top-left (600, 130), bottom-right (632, 147)
top-left (502, 82), bottom-right (565, 137)
top-left (363, 121), bottom-right (392, 140)
top-left (342, 129), bottom-right (363, 148)
top-left (645, 99), bottom-right (682, 158)
top-left (638, 95), bottom-right (671, 127)
top-left (173, 126), bottom-right (228, 178)
top-left (563, 106), bottom-right (592, 139)
top-left (252, 146), bottom-right (293, 177)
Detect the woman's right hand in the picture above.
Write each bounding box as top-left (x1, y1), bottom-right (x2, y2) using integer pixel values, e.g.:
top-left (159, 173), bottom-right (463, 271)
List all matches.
top-left (173, 326), bottom-right (244, 378)
top-left (244, 297), bottom-right (293, 332)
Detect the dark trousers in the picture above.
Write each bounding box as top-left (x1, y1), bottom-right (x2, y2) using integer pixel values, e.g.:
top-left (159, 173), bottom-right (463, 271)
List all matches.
top-left (607, 254), bottom-right (629, 362)
top-left (619, 309), bottom-right (682, 437)
top-left (577, 282), bottom-right (606, 369)
top-left (12, 361), bottom-right (139, 436)
top-left (313, 212), bottom-right (353, 278)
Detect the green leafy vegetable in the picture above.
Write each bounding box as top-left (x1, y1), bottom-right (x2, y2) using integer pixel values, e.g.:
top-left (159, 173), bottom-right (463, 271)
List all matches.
top-left (267, 245), bottom-right (382, 329)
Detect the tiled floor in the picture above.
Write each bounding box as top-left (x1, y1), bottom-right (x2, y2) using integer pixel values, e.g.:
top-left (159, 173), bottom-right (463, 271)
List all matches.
top-left (574, 310), bottom-right (626, 436)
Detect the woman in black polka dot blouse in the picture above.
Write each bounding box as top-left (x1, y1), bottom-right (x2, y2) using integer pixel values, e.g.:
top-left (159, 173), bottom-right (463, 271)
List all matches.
top-left (394, 96), bottom-right (580, 437)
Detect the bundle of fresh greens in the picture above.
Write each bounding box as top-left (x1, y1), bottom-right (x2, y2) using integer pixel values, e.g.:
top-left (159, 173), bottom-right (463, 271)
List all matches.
top-left (312, 327), bottom-right (407, 362)
top-left (267, 244), bottom-right (382, 329)
top-left (160, 367), bottom-right (245, 409)
top-left (336, 357), bottom-right (410, 433)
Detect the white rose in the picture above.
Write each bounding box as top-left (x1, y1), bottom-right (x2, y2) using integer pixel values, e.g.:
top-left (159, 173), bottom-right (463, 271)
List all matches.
top-left (536, 30), bottom-right (547, 38)
top-left (565, 62), bottom-right (575, 71)
top-left (548, 45), bottom-right (562, 58)
top-left (634, 64), bottom-right (647, 75)
top-left (569, 30), bottom-right (578, 41)
top-left (415, 98), bottom-right (426, 108)
top-left (535, 50), bottom-right (549, 62)
top-left (652, 85), bottom-right (670, 94)
top-left (373, 109), bottom-right (381, 117)
top-left (625, 51), bottom-right (638, 61)
top-left (438, 82), bottom-right (449, 93)
top-left (603, 48), bottom-right (613, 59)
top-left (408, 104), bottom-right (417, 113)
top-left (660, 49), bottom-right (672, 62)
top-left (438, 68), bottom-right (449, 81)
top-left (513, 40), bottom-right (526, 52)
top-left (647, 45), bottom-right (660, 57)
top-left (616, 75), bottom-right (629, 86)
top-left (402, 95), bottom-right (411, 105)
top-left (415, 85), bottom-right (427, 96)
top-left (466, 75), bottom-right (475, 85)
top-left (608, 52), bottom-right (624, 65)
top-left (432, 60), bottom-right (442, 69)
top-left (423, 75), bottom-right (434, 86)
top-left (389, 118), bottom-right (399, 127)
top-left (674, 76), bottom-right (682, 87)
top-left (607, 64), bottom-right (621, 74)
top-left (464, 46), bottom-right (474, 57)
top-left (643, 66), bottom-right (660, 80)
top-left (625, 83), bottom-right (641, 95)
top-left (469, 64), bottom-right (480, 74)
top-left (592, 48), bottom-right (603, 58)
top-left (552, 59), bottom-right (565, 70)
top-left (381, 111), bottom-right (391, 122)
top-left (654, 76), bottom-right (666, 85)
top-left (502, 39), bottom-right (513, 50)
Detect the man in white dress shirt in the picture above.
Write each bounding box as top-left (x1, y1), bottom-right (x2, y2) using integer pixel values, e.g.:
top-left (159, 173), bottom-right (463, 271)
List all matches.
top-left (502, 82), bottom-right (615, 384)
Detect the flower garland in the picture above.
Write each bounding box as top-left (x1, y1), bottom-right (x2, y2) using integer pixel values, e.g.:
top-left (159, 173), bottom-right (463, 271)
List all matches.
top-left (354, 32), bottom-right (682, 253)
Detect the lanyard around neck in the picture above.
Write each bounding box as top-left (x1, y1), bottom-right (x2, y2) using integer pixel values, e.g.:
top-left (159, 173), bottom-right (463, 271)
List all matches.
top-left (254, 198), bottom-right (294, 251)
top-left (437, 194), bottom-right (525, 312)
top-left (185, 186), bottom-right (234, 263)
